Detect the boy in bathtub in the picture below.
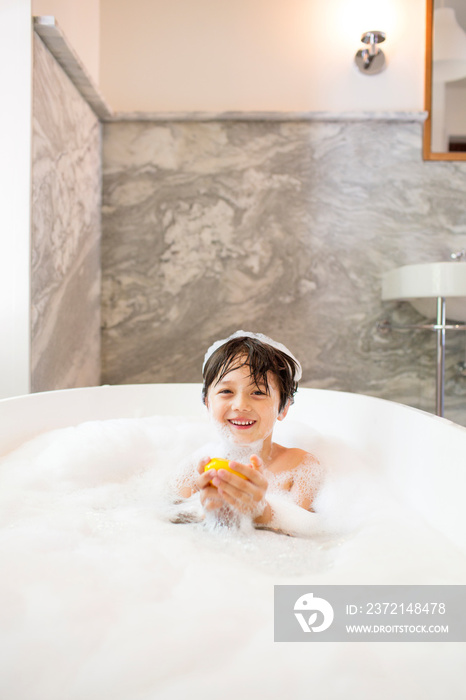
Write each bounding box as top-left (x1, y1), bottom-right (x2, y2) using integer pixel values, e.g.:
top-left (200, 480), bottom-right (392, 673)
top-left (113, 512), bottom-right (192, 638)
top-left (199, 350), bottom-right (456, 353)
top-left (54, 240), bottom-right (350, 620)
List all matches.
top-left (177, 330), bottom-right (321, 528)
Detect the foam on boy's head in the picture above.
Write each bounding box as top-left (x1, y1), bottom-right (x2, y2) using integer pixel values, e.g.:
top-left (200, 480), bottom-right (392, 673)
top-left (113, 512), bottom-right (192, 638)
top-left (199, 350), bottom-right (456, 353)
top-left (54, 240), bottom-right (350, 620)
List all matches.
top-left (202, 330), bottom-right (302, 413)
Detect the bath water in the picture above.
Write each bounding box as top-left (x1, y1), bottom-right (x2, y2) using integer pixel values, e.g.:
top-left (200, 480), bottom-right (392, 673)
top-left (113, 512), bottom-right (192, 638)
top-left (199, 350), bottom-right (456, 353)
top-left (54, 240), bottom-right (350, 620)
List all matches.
top-left (0, 414), bottom-right (465, 700)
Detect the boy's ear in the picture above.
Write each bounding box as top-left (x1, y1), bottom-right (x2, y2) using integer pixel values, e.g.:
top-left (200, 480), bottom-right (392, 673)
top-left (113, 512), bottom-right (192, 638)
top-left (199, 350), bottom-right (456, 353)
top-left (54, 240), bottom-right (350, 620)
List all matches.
top-left (277, 399), bottom-right (291, 421)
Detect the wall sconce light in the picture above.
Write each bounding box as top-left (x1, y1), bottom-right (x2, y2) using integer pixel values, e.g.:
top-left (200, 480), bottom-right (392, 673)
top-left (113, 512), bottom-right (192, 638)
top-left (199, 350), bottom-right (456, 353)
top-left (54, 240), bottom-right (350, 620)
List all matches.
top-left (355, 31), bottom-right (386, 75)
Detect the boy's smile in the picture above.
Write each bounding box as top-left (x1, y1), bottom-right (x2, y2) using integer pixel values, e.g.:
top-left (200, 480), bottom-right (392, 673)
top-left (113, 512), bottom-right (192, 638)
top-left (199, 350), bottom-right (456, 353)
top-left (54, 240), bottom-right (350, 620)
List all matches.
top-left (205, 362), bottom-right (289, 449)
top-left (229, 418), bottom-right (256, 428)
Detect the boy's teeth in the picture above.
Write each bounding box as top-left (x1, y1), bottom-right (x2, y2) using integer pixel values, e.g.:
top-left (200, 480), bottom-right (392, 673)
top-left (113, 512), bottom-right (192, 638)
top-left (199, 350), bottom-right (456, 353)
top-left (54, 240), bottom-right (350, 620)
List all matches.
top-left (231, 420), bottom-right (254, 425)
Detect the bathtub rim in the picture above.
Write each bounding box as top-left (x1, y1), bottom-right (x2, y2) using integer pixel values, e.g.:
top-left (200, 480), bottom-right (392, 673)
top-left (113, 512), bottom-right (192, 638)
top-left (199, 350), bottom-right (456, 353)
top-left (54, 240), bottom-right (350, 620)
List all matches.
top-left (1, 382), bottom-right (464, 458)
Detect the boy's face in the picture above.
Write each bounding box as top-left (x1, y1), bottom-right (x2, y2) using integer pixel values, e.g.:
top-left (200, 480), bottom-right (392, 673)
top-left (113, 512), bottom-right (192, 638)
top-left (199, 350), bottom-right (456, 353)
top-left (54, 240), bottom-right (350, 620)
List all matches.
top-left (205, 360), bottom-right (289, 446)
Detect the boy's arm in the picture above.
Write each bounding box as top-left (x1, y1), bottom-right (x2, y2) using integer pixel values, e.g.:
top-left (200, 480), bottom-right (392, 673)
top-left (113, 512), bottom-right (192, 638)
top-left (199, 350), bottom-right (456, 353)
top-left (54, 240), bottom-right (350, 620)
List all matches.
top-left (172, 454), bottom-right (210, 500)
top-left (178, 485), bottom-right (194, 498)
top-left (253, 500), bottom-right (273, 525)
top-left (288, 451), bottom-right (321, 511)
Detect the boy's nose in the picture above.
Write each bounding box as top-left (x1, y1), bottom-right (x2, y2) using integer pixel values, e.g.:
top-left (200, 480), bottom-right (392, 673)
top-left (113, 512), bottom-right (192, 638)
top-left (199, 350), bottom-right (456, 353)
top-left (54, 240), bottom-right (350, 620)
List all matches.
top-left (232, 392), bottom-right (252, 411)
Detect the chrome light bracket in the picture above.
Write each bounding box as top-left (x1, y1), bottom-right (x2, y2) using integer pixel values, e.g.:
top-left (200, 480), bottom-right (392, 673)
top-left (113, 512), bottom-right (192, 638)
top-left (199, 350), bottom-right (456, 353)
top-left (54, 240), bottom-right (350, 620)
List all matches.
top-left (355, 31), bottom-right (386, 75)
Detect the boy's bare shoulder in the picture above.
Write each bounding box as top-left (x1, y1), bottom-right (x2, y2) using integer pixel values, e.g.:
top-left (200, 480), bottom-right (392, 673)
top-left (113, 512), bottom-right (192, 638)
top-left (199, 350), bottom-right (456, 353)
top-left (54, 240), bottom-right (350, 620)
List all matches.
top-left (288, 447), bottom-right (319, 468)
top-left (271, 444), bottom-right (319, 472)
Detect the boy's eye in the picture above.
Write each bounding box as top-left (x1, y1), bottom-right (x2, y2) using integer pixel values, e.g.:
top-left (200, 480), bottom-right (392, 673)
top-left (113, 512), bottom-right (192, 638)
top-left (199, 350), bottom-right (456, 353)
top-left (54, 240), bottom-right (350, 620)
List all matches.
top-left (253, 389), bottom-right (267, 396)
top-left (218, 389), bottom-right (232, 394)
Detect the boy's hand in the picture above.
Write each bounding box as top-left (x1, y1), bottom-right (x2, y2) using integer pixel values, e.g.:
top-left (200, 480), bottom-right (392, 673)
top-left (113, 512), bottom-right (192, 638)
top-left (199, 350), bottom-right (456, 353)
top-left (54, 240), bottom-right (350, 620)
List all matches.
top-left (195, 456), bottom-right (225, 512)
top-left (208, 455), bottom-right (268, 517)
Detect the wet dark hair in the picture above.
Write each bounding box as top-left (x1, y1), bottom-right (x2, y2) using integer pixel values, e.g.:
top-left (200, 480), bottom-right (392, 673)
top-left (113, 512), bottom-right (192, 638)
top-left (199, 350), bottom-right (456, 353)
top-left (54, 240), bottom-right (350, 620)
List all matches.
top-left (202, 336), bottom-right (299, 413)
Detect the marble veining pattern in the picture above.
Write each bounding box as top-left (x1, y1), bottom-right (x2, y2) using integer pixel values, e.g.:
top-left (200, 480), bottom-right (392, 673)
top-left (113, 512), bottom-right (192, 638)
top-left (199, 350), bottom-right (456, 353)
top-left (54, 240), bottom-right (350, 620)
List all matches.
top-left (101, 120), bottom-right (466, 425)
top-left (31, 34), bottom-right (101, 392)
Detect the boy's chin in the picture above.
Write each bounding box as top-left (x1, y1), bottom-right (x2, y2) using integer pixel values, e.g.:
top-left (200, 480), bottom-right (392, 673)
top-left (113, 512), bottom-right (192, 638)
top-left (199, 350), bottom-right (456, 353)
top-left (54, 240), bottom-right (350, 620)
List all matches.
top-left (225, 431), bottom-right (254, 445)
top-left (213, 421), bottom-right (261, 446)
top-left (220, 438), bottom-right (265, 462)
top-left (226, 426), bottom-right (261, 445)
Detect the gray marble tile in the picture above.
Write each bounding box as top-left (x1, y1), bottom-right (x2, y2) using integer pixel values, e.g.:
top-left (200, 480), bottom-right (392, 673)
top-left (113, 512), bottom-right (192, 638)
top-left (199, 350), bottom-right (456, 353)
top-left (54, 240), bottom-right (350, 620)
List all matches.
top-left (101, 119), bottom-right (466, 426)
top-left (31, 33), bottom-right (101, 392)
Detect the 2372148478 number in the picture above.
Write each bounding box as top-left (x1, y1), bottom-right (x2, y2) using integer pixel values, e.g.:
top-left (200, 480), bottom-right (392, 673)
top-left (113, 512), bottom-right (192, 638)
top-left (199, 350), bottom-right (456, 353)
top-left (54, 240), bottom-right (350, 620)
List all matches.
top-left (366, 602), bottom-right (446, 615)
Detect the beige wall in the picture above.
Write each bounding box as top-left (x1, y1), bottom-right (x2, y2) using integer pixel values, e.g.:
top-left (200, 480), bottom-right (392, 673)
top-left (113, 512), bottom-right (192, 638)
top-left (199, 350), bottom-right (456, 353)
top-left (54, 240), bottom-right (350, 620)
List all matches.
top-left (32, 0), bottom-right (100, 85)
top-left (99, 0), bottom-right (426, 113)
top-left (30, 0), bottom-right (427, 113)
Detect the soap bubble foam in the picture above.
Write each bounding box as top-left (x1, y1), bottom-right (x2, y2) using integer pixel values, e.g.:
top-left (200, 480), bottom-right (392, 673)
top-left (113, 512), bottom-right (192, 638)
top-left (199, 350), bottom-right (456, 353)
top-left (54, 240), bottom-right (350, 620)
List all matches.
top-left (0, 414), bottom-right (465, 700)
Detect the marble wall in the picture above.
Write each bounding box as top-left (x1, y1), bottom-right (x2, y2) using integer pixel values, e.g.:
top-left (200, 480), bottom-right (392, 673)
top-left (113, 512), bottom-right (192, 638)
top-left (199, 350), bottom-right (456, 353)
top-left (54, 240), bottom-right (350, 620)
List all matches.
top-left (31, 33), bottom-right (101, 392)
top-left (101, 118), bottom-right (466, 425)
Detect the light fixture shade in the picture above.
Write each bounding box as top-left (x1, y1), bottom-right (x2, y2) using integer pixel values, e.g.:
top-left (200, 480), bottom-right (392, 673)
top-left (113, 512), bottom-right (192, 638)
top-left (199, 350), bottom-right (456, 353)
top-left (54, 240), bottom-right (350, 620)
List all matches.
top-left (433, 8), bottom-right (466, 83)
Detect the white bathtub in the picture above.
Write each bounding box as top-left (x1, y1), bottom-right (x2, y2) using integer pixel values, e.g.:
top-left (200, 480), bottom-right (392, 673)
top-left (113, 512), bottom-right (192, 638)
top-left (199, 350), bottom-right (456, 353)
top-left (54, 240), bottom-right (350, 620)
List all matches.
top-left (1, 383), bottom-right (466, 550)
top-left (1, 384), bottom-right (465, 699)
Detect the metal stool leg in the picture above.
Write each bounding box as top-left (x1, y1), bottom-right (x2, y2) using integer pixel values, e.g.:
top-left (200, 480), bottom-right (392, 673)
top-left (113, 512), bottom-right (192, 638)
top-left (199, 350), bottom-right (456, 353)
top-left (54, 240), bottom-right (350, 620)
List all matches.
top-left (435, 296), bottom-right (446, 417)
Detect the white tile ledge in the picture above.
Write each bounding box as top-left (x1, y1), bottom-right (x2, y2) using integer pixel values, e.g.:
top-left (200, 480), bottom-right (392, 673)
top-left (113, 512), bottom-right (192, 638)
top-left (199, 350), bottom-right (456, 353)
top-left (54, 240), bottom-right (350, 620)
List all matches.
top-left (33, 16), bottom-right (113, 121)
top-left (109, 110), bottom-right (428, 123)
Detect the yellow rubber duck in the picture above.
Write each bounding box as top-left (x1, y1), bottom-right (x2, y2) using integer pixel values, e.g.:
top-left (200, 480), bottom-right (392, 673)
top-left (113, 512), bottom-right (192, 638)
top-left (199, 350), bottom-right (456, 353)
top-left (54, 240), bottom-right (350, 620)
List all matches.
top-left (204, 458), bottom-right (247, 482)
